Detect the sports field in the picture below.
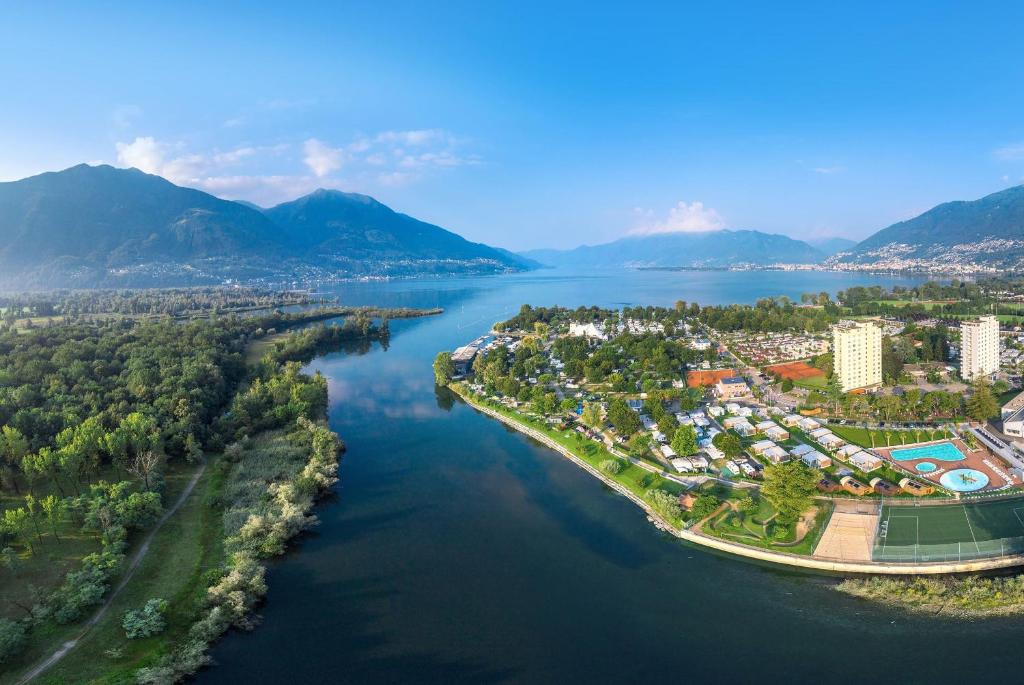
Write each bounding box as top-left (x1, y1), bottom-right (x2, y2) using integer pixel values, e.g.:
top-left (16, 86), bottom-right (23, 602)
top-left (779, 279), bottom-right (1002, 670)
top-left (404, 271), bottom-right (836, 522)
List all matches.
top-left (874, 498), bottom-right (1024, 562)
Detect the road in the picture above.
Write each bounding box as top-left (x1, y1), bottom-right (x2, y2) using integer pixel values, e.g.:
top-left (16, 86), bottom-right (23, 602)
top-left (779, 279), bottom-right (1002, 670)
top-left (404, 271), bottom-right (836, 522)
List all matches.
top-left (16, 462), bottom-right (208, 685)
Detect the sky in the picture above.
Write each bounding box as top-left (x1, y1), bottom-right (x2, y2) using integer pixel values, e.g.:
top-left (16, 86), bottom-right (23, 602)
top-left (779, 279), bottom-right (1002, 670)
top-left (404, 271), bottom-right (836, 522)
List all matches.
top-left (2, 1), bottom-right (1024, 251)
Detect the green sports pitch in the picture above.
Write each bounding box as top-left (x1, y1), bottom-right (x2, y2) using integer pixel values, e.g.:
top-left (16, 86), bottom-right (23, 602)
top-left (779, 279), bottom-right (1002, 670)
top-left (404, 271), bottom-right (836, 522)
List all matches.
top-left (873, 498), bottom-right (1024, 562)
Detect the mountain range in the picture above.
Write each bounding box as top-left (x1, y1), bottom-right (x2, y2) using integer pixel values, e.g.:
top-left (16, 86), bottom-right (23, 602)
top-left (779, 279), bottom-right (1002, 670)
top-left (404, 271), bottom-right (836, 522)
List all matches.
top-left (521, 230), bottom-right (827, 268)
top-left (0, 164), bottom-right (531, 288)
top-left (3, 163), bottom-right (1022, 286)
top-left (827, 184), bottom-right (1024, 271)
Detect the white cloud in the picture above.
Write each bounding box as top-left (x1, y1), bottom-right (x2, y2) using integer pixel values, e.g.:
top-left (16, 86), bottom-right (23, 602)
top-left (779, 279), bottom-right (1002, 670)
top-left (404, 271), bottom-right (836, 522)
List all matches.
top-left (813, 165), bottom-right (845, 175)
top-left (995, 143), bottom-right (1024, 161)
top-left (115, 137), bottom-right (167, 174)
top-left (630, 201), bottom-right (726, 235)
top-left (302, 138), bottom-right (344, 177)
top-left (113, 127), bottom-right (477, 204)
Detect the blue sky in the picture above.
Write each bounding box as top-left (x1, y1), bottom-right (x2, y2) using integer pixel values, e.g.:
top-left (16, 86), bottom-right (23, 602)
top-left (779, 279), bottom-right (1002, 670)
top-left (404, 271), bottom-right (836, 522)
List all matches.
top-left (2, 1), bottom-right (1024, 250)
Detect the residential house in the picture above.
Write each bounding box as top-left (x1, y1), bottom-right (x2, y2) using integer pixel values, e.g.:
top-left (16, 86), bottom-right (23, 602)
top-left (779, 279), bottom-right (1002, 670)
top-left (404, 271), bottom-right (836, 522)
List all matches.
top-left (798, 417), bottom-right (822, 432)
top-left (715, 376), bottom-right (751, 400)
top-left (766, 426), bottom-right (790, 442)
top-left (898, 477), bottom-right (935, 496)
top-left (818, 434), bottom-right (846, 451)
top-left (839, 475), bottom-right (871, 496)
top-left (781, 414), bottom-right (803, 428)
top-left (848, 451), bottom-right (883, 472)
top-left (870, 477), bottom-right (901, 495)
top-left (750, 440), bottom-right (777, 456)
top-left (801, 450), bottom-right (832, 468)
top-left (763, 445), bottom-right (790, 463)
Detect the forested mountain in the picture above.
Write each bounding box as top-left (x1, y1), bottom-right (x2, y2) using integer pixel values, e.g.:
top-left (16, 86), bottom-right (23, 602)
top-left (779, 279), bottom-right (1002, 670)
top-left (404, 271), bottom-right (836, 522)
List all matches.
top-left (828, 185), bottom-right (1024, 270)
top-left (0, 165), bottom-right (529, 287)
top-left (808, 236), bottom-right (857, 255)
top-left (521, 230), bottom-right (825, 268)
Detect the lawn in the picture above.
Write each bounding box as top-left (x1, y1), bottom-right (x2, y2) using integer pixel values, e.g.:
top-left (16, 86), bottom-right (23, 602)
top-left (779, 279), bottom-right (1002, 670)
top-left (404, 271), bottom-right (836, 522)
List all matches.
top-left (829, 424), bottom-right (951, 449)
top-left (794, 374), bottom-right (827, 389)
top-left (703, 497), bottom-right (834, 556)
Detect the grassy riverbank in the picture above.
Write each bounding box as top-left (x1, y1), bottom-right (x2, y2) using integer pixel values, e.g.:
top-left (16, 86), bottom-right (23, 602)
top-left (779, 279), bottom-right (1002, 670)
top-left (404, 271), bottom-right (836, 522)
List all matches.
top-left (449, 384), bottom-right (690, 529)
top-left (837, 576), bottom-right (1024, 617)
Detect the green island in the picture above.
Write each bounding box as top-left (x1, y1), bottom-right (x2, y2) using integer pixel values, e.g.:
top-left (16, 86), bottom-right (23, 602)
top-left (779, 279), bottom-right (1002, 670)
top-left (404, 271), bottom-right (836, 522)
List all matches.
top-left (437, 288), bottom-right (1024, 616)
top-left (0, 289), bottom-right (440, 683)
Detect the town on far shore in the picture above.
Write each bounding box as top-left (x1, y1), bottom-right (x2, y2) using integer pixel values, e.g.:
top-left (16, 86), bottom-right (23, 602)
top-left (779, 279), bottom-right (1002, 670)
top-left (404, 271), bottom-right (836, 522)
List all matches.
top-left (435, 279), bottom-right (1024, 572)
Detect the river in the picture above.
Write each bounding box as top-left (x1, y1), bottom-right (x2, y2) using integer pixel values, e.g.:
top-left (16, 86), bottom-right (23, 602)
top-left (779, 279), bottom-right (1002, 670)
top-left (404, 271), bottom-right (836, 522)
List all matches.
top-left (200, 268), bottom-right (1018, 684)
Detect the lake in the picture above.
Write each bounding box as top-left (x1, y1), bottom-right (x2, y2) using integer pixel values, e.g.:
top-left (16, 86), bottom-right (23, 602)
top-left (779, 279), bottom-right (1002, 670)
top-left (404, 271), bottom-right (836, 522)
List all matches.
top-left (200, 268), bottom-right (1018, 684)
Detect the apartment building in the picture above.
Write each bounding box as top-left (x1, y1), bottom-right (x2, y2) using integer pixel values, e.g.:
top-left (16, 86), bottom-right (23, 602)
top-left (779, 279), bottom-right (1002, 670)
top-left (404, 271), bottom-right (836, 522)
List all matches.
top-left (960, 315), bottom-right (999, 381)
top-left (832, 321), bottom-right (882, 392)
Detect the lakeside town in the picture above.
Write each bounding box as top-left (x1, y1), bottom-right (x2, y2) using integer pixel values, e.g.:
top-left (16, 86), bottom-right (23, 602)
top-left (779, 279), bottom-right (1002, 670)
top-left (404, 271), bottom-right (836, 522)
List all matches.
top-left (436, 281), bottom-right (1024, 571)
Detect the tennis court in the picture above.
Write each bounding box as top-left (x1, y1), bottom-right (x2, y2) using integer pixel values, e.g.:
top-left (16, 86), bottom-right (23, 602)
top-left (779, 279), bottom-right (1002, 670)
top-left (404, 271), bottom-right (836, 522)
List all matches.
top-left (873, 497), bottom-right (1024, 562)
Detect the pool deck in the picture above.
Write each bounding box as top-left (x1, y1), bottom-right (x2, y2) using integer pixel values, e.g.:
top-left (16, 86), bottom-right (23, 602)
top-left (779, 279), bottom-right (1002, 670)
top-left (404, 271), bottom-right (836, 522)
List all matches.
top-left (875, 438), bottom-right (1017, 493)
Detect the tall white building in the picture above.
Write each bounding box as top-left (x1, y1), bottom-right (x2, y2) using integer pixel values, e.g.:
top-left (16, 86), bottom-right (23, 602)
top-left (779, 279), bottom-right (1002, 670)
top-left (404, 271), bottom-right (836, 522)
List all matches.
top-left (832, 321), bottom-right (882, 392)
top-left (960, 315), bottom-right (999, 381)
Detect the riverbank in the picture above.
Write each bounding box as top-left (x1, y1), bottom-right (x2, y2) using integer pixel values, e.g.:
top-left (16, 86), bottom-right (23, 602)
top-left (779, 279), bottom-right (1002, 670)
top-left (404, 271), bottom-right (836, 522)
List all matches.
top-left (836, 576), bottom-right (1024, 617)
top-left (451, 385), bottom-right (1024, 576)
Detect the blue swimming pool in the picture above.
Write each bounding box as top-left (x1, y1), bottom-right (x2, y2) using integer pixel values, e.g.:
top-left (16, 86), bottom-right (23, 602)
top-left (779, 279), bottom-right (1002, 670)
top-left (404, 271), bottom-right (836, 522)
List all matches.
top-left (891, 442), bottom-right (965, 462)
top-left (939, 468), bottom-right (990, 492)
top-left (915, 461), bottom-right (938, 473)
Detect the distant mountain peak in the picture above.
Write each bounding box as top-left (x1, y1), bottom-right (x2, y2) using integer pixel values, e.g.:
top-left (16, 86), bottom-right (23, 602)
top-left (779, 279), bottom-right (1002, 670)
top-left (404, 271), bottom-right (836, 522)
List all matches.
top-left (521, 229), bottom-right (825, 268)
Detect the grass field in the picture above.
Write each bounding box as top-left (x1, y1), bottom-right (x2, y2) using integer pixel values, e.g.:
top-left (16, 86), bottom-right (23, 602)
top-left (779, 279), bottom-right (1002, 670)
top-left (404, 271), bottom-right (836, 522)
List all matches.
top-left (874, 498), bottom-right (1024, 562)
top-left (794, 374), bottom-right (827, 389)
top-left (829, 424), bottom-right (950, 449)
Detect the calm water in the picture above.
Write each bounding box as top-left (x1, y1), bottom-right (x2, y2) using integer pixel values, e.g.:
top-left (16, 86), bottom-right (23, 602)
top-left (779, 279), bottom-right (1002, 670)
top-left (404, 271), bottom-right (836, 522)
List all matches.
top-left (201, 268), bottom-right (1016, 684)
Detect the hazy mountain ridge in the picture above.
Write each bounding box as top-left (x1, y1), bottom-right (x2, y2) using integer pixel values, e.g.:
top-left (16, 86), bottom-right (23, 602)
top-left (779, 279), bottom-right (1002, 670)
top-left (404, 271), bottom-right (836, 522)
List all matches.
top-left (521, 230), bottom-right (826, 268)
top-left (828, 185), bottom-right (1024, 272)
top-left (0, 165), bottom-right (529, 287)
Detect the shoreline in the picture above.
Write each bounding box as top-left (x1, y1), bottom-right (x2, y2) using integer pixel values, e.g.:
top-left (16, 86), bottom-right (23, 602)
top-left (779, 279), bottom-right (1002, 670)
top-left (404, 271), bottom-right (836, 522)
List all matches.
top-left (452, 386), bottom-right (1024, 576)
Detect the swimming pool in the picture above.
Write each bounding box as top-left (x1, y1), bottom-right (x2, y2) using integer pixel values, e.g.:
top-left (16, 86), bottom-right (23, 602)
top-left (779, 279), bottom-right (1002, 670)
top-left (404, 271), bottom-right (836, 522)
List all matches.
top-left (939, 468), bottom-right (990, 492)
top-left (891, 442), bottom-right (965, 463)
top-left (915, 461), bottom-right (938, 473)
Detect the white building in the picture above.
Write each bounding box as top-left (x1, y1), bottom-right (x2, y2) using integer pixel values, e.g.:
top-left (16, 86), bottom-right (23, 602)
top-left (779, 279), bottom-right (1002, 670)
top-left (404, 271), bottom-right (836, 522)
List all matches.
top-left (832, 321), bottom-right (882, 391)
top-left (961, 315), bottom-right (999, 381)
top-left (568, 322), bottom-right (608, 340)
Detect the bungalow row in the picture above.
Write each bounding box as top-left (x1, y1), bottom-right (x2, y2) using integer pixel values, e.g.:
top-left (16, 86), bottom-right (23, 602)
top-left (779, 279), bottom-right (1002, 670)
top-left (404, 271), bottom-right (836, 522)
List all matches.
top-left (671, 455), bottom-right (710, 473)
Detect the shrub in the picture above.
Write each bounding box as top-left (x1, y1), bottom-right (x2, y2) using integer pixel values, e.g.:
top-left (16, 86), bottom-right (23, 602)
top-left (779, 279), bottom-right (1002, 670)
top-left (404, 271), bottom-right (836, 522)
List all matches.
top-left (646, 488), bottom-right (682, 522)
top-left (0, 618), bottom-right (27, 664)
top-left (599, 459), bottom-right (623, 475)
top-left (123, 598), bottom-right (169, 639)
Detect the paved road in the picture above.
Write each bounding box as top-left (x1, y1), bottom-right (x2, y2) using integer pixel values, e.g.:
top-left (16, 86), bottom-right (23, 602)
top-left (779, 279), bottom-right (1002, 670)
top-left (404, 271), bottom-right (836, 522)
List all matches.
top-left (16, 463), bottom-right (208, 685)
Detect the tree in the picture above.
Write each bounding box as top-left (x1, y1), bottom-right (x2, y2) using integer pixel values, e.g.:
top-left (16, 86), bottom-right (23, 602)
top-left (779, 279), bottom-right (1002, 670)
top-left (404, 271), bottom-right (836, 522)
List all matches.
top-left (0, 426), bottom-right (29, 494)
top-left (127, 450), bottom-right (162, 491)
top-left (628, 433), bottom-right (652, 458)
top-left (967, 378), bottom-right (999, 423)
top-left (123, 598), bottom-right (169, 639)
top-left (599, 459), bottom-right (623, 475)
top-left (781, 378), bottom-right (794, 393)
top-left (2, 508), bottom-right (34, 554)
top-left (760, 461), bottom-right (820, 524)
top-left (825, 375), bottom-right (845, 414)
top-left (0, 618), bottom-right (27, 665)
top-left (581, 402), bottom-right (602, 428)
top-left (40, 494), bottom-right (64, 541)
top-left (606, 399), bottom-right (641, 436)
top-left (688, 493), bottom-right (720, 521)
top-left (671, 425), bottom-right (698, 456)
top-left (712, 431), bottom-right (743, 458)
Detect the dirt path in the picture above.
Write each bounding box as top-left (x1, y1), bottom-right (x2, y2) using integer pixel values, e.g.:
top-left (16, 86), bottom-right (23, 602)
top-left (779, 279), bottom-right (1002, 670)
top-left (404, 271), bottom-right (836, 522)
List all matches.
top-left (16, 463), bottom-right (207, 685)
